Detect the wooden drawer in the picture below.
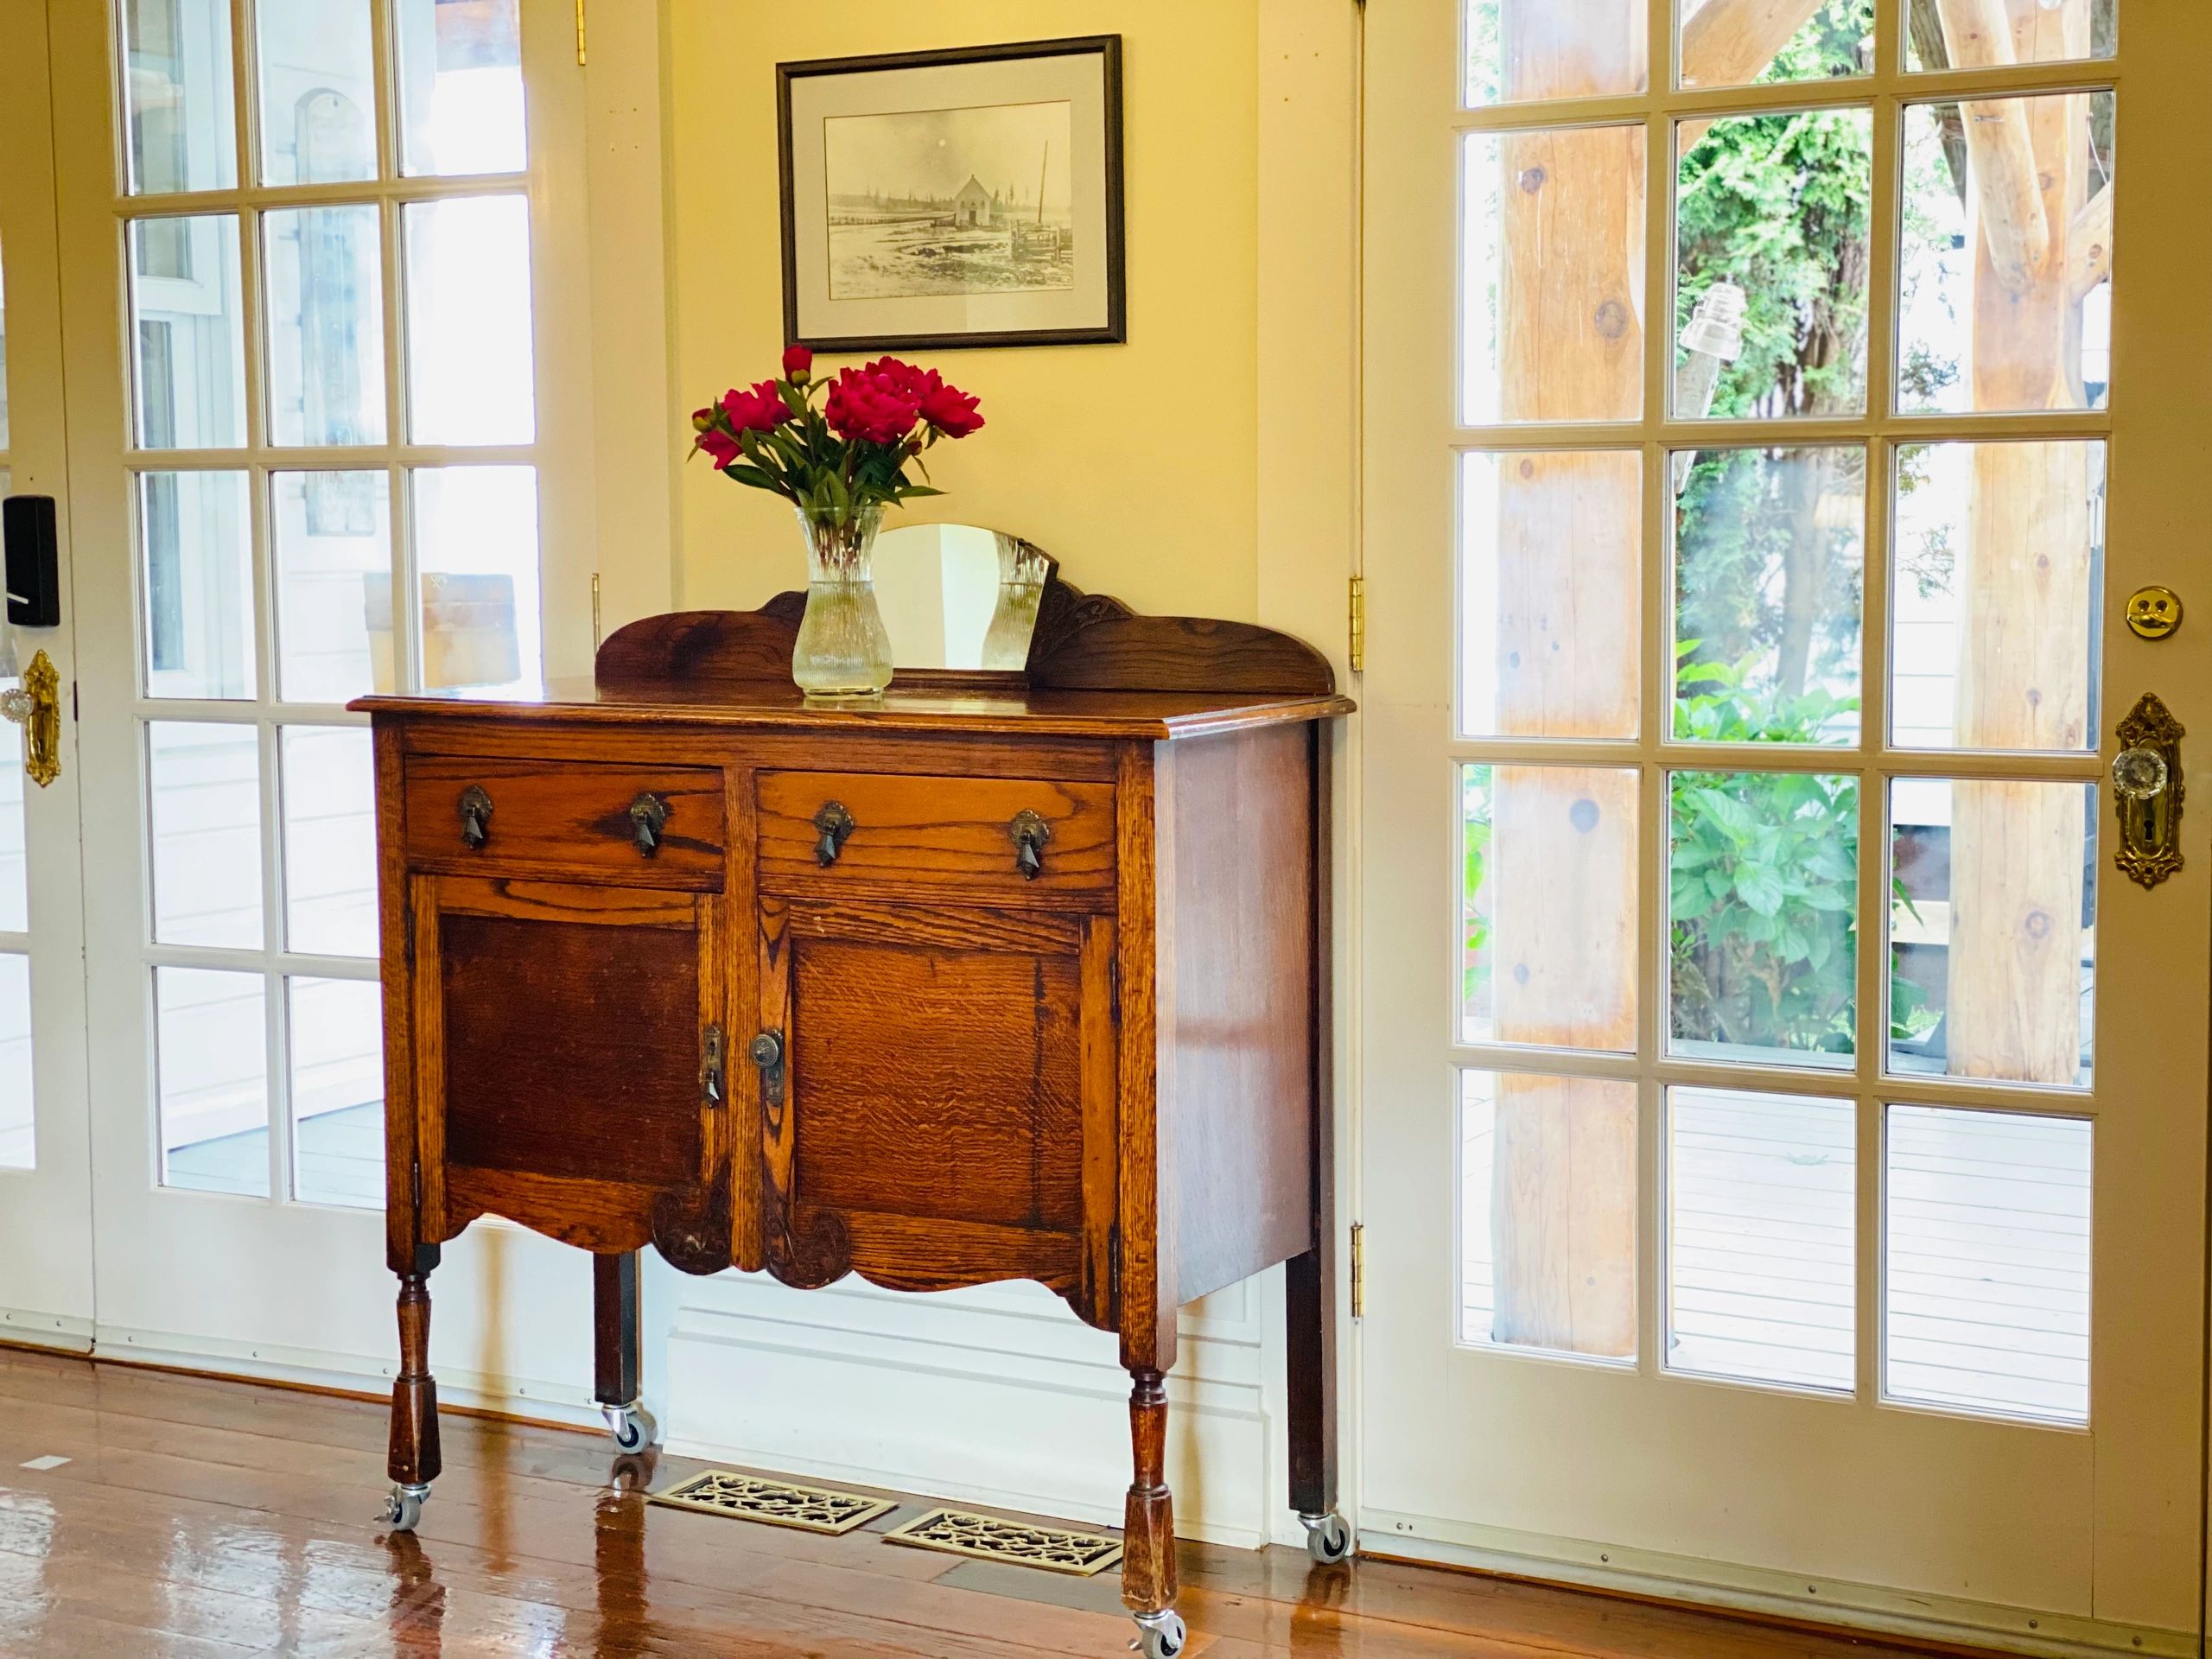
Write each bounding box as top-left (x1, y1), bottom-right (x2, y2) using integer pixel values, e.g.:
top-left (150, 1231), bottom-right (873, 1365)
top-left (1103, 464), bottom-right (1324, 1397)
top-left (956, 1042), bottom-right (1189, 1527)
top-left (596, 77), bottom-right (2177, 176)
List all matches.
top-left (757, 771), bottom-right (1116, 898)
top-left (404, 756), bottom-right (726, 887)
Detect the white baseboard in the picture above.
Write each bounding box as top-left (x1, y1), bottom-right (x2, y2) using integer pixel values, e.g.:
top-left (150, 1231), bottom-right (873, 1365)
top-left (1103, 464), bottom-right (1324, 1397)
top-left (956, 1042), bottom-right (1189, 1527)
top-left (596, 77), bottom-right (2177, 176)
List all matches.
top-left (0, 1306), bottom-right (94, 1354)
top-left (1359, 1509), bottom-right (2196, 1659)
top-left (88, 1323), bottom-right (607, 1433)
top-left (664, 1272), bottom-right (1281, 1548)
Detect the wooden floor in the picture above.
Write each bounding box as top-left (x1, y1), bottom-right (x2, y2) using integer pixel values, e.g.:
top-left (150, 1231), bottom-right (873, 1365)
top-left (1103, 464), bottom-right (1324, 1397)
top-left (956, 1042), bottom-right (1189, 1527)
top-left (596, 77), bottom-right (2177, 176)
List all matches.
top-left (0, 1345), bottom-right (1979, 1659)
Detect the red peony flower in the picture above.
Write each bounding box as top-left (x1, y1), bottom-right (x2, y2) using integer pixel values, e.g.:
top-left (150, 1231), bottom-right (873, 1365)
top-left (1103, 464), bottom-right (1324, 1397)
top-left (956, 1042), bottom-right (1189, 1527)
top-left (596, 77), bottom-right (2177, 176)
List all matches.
top-left (825, 365), bottom-right (922, 447)
top-left (917, 378), bottom-right (984, 438)
top-left (694, 424), bottom-right (743, 471)
top-left (782, 344), bottom-right (814, 381)
top-left (720, 379), bottom-right (790, 435)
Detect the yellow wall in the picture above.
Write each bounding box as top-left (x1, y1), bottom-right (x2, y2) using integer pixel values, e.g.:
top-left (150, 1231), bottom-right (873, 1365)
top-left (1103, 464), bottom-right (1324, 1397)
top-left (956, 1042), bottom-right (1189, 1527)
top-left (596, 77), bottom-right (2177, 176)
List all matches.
top-left (666, 2), bottom-right (1261, 621)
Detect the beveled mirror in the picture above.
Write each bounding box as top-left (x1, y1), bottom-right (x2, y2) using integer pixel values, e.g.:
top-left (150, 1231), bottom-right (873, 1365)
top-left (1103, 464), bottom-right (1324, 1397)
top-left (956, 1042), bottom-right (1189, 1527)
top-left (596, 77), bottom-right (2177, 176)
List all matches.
top-left (870, 524), bottom-right (1050, 674)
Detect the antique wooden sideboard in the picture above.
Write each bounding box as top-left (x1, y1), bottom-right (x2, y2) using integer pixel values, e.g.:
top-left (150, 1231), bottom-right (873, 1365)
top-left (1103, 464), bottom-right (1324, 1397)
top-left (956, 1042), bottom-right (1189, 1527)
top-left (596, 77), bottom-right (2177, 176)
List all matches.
top-left (355, 573), bottom-right (1352, 1657)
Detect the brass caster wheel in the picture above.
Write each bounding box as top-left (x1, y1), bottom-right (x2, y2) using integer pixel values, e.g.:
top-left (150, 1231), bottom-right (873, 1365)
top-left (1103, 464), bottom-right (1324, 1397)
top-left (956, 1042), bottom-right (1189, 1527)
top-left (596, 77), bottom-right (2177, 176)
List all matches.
top-left (383, 1482), bottom-right (431, 1533)
top-left (603, 1401), bottom-right (659, 1453)
top-left (1128, 1609), bottom-right (1186, 1659)
top-left (1300, 1510), bottom-right (1353, 1565)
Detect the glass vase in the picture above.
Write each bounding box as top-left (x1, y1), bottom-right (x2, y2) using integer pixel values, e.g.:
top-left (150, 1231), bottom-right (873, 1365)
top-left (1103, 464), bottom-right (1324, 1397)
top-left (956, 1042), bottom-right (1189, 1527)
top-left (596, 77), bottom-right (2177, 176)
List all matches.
top-left (791, 503), bottom-right (893, 702)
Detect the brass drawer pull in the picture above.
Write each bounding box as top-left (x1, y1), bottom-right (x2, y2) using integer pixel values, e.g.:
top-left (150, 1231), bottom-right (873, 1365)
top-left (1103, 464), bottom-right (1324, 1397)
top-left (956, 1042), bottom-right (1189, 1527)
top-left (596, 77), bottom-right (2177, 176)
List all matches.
top-left (1008, 809), bottom-right (1052, 880)
top-left (813, 800), bottom-right (856, 867)
top-left (458, 785), bottom-right (493, 850)
top-left (630, 791), bottom-right (670, 856)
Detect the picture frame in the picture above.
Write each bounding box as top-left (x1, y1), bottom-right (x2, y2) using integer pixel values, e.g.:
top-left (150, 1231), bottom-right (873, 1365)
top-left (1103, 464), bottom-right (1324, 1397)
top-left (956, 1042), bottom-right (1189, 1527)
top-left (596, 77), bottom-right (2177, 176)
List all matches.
top-left (777, 36), bottom-right (1126, 353)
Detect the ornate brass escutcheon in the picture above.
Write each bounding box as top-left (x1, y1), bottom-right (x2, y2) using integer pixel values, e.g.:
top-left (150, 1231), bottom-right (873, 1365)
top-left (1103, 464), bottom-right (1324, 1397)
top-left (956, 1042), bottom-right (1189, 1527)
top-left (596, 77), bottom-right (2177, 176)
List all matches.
top-left (2125, 585), bottom-right (2184, 641)
top-left (2112, 692), bottom-right (2185, 889)
top-left (700, 1024), bottom-right (726, 1106)
top-left (0, 650), bottom-right (60, 788)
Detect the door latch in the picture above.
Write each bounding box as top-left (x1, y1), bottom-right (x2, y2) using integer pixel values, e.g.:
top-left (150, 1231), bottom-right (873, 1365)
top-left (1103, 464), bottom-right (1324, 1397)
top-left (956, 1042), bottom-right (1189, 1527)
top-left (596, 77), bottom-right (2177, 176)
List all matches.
top-left (701, 1024), bottom-right (726, 1106)
top-left (0, 649), bottom-right (60, 788)
top-left (2113, 693), bottom-right (2185, 889)
top-left (749, 1029), bottom-right (786, 1118)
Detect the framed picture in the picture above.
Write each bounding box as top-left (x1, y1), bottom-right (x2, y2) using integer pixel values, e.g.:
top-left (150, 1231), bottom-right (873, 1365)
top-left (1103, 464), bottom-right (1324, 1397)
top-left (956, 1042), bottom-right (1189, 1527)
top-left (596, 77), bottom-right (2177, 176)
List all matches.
top-left (778, 36), bottom-right (1125, 353)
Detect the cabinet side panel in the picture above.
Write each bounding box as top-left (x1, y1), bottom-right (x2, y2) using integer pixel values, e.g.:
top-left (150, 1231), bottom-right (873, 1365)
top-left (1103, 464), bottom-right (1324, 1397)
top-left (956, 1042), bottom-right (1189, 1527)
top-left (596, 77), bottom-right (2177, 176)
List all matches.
top-left (1162, 724), bottom-right (1317, 1303)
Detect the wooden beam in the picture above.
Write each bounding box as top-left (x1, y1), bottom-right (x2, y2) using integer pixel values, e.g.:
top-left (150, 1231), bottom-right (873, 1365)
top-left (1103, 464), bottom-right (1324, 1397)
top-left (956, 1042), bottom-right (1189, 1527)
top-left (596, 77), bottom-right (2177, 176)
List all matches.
top-left (2069, 183), bottom-right (2112, 304)
top-left (1681, 0), bottom-right (1828, 87)
top-left (1484, 2), bottom-right (1646, 1361)
top-left (1935, 0), bottom-right (2052, 292)
top-left (1944, 0), bottom-right (2094, 1090)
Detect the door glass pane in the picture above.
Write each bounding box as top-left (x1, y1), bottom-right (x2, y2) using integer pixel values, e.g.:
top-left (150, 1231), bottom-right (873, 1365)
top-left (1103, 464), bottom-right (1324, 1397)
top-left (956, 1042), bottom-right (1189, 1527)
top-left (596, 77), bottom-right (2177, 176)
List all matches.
top-left (1673, 446), bottom-right (1865, 745)
top-left (1900, 92), bottom-right (2115, 415)
top-left (274, 471), bottom-right (391, 703)
top-left (255, 1), bottom-right (378, 186)
top-left (1462, 128), bottom-right (1646, 425)
top-left (148, 721), bottom-right (264, 950)
top-left (156, 966), bottom-right (269, 1198)
top-left (1667, 1087), bottom-right (1853, 1392)
top-left (0, 699), bottom-right (23, 931)
top-left (397, 0), bottom-right (527, 176)
top-left (1885, 1104), bottom-right (2090, 1425)
top-left (122, 0), bottom-right (238, 195)
top-left (281, 726), bottom-right (378, 958)
top-left (1681, 0), bottom-right (1872, 87)
top-left (0, 954), bottom-right (29, 1170)
top-left (1461, 1069), bottom-right (1637, 1363)
top-left (1888, 779), bottom-right (2095, 1088)
top-left (289, 976), bottom-right (384, 1208)
top-left (264, 206), bottom-right (388, 448)
top-left (412, 466), bottom-right (540, 691)
top-left (1905, 0), bottom-right (2117, 71)
top-left (129, 214), bottom-right (247, 450)
top-left (1676, 108), bottom-right (1874, 420)
top-left (404, 196), bottom-right (536, 444)
top-left (1465, 2), bottom-right (1648, 107)
top-left (1891, 442), bottom-right (2101, 753)
top-left (138, 470), bottom-right (253, 700)
top-left (1462, 765), bottom-right (1638, 1052)
top-left (1461, 449), bottom-right (1641, 738)
top-left (1669, 768), bottom-right (1859, 1070)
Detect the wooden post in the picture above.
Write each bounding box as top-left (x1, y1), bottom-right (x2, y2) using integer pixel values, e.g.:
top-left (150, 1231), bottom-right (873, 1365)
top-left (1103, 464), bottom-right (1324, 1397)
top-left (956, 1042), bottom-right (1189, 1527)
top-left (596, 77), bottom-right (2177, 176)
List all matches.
top-left (1940, 0), bottom-right (2094, 1088)
top-left (1486, 2), bottom-right (1647, 1357)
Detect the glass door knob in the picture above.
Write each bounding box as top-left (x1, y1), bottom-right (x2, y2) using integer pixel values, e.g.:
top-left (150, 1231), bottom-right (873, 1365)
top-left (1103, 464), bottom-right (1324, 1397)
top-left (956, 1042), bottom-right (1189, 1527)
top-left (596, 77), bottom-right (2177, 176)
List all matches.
top-left (2113, 745), bottom-right (2170, 801)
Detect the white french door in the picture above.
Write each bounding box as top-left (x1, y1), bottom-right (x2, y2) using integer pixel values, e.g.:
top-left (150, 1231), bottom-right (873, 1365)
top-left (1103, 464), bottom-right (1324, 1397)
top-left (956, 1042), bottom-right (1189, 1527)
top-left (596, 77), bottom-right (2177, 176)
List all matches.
top-left (0, 0), bottom-right (97, 1355)
top-left (45, 0), bottom-right (601, 1400)
top-left (1359, 0), bottom-right (2212, 1651)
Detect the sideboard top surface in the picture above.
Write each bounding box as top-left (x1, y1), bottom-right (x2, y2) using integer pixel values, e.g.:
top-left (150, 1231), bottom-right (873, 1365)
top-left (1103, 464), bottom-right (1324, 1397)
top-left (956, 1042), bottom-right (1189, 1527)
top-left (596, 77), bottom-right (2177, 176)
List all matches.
top-left (353, 677), bottom-right (1353, 741)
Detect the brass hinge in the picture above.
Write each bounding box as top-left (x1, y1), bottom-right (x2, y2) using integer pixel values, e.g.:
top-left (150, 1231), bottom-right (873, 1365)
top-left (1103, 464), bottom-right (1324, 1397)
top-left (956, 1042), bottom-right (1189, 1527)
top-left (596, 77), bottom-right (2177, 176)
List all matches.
top-left (1349, 1221), bottom-right (1365, 1319)
top-left (401, 890), bottom-right (416, 970)
top-left (1347, 575), bottom-right (1366, 675)
top-left (574, 0), bottom-right (588, 65)
top-left (1108, 1226), bottom-right (1122, 1309)
top-left (1109, 957), bottom-right (1122, 1023)
top-left (410, 1158), bottom-right (424, 1215)
top-left (591, 572), bottom-right (604, 651)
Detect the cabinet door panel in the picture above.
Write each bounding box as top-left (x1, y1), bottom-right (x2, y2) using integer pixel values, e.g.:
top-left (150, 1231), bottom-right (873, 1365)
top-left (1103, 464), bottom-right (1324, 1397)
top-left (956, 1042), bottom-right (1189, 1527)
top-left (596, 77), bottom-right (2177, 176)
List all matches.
top-left (757, 896), bottom-right (1118, 1316)
top-left (791, 937), bottom-right (1087, 1231)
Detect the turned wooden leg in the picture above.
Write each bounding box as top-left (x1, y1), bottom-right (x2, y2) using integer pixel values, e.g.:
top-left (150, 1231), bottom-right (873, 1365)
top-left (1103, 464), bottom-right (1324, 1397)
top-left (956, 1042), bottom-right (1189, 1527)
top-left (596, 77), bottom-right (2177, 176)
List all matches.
top-left (1286, 1248), bottom-right (1351, 1562)
top-left (385, 1251), bottom-right (441, 1529)
top-left (594, 1252), bottom-right (658, 1452)
top-left (1122, 1367), bottom-right (1180, 1649)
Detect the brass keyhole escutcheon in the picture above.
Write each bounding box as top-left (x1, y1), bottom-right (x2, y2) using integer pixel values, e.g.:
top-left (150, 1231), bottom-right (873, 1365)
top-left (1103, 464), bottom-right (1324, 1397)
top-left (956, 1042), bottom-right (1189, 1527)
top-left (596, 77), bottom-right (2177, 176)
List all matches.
top-left (1, 650), bottom-right (61, 788)
top-left (2125, 585), bottom-right (2183, 641)
top-left (2113, 692), bottom-right (2186, 889)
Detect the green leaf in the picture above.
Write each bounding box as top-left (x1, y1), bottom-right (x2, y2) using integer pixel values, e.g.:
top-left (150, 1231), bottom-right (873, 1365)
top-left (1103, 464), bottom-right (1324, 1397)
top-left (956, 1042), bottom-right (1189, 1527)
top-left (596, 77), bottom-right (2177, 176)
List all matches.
top-left (1733, 861), bottom-right (1786, 916)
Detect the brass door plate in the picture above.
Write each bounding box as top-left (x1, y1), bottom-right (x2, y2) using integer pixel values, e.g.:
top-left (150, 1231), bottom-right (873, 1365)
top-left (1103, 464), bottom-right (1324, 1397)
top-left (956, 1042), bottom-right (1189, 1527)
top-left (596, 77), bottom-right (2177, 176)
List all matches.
top-left (2126, 585), bottom-right (2183, 640)
top-left (2, 650), bottom-right (62, 788)
top-left (2113, 692), bottom-right (2185, 889)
